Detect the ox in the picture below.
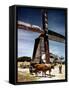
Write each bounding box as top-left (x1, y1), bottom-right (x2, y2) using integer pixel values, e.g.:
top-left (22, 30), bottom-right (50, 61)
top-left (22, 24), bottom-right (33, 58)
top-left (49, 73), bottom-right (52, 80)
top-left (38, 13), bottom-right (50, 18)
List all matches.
top-left (29, 63), bottom-right (55, 77)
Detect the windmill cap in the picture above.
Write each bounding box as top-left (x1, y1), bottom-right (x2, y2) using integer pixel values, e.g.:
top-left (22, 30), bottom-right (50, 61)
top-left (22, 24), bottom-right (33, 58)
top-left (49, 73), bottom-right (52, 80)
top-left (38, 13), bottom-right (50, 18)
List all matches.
top-left (39, 32), bottom-right (46, 37)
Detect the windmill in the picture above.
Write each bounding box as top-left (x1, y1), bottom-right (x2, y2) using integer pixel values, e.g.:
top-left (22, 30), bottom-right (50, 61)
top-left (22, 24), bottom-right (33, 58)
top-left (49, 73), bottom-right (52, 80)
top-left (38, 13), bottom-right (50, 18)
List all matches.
top-left (17, 9), bottom-right (65, 64)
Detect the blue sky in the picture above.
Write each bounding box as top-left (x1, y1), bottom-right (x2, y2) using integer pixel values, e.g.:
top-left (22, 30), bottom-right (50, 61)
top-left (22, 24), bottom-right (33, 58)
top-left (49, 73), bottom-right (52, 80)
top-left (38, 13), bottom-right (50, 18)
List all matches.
top-left (17, 7), bottom-right (65, 59)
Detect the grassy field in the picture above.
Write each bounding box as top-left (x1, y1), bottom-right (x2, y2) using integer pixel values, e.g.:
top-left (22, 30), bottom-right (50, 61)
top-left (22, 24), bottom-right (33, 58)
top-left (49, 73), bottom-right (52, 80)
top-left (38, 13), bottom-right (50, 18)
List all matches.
top-left (17, 62), bottom-right (38, 82)
top-left (17, 64), bottom-right (65, 82)
top-left (17, 70), bottom-right (39, 82)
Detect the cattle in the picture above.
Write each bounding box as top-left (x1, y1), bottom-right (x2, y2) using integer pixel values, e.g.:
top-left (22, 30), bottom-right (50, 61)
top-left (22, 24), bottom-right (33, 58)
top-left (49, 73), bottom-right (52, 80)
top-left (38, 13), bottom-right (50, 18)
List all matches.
top-left (29, 63), bottom-right (55, 77)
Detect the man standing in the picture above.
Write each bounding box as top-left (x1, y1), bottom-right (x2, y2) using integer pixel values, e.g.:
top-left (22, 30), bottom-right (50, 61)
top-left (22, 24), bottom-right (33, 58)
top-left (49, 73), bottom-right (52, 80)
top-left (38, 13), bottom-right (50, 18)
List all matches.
top-left (59, 63), bottom-right (62, 74)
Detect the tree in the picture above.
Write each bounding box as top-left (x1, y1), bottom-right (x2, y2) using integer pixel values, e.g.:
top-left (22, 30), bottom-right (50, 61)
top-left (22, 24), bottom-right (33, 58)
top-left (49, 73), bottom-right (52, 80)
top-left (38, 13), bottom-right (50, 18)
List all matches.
top-left (60, 56), bottom-right (64, 60)
top-left (17, 56), bottom-right (31, 62)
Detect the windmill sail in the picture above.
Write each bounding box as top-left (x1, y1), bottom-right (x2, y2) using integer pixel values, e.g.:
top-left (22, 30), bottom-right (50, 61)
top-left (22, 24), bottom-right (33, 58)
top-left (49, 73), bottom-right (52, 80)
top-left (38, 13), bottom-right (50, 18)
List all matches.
top-left (48, 30), bottom-right (65, 43)
top-left (41, 9), bottom-right (50, 63)
top-left (17, 21), bottom-right (65, 43)
top-left (17, 21), bottom-right (43, 33)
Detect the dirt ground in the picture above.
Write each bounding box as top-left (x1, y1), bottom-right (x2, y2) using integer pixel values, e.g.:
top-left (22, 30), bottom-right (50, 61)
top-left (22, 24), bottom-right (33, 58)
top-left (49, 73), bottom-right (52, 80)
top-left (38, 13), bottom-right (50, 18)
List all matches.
top-left (17, 64), bottom-right (65, 82)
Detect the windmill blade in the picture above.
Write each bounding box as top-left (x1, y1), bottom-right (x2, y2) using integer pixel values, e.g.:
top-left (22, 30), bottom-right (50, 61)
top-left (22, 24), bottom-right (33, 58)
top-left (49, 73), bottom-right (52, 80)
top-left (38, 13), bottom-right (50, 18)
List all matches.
top-left (48, 30), bottom-right (65, 43)
top-left (17, 21), bottom-right (44, 33)
top-left (17, 21), bottom-right (65, 43)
